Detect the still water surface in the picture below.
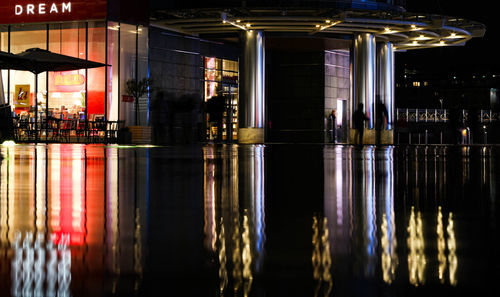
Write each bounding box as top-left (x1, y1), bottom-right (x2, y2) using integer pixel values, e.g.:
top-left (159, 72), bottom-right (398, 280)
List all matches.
top-left (0, 144), bottom-right (498, 297)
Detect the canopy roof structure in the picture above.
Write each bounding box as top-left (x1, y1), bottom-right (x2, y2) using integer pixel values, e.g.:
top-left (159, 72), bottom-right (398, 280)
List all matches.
top-left (151, 8), bottom-right (485, 50)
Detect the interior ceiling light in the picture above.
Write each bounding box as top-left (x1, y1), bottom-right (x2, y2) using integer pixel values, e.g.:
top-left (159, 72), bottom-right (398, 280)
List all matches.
top-left (317, 20), bottom-right (341, 31)
top-left (446, 32), bottom-right (461, 39)
top-left (383, 27), bottom-right (396, 34)
top-left (415, 34), bottom-right (431, 41)
top-left (221, 12), bottom-right (249, 31)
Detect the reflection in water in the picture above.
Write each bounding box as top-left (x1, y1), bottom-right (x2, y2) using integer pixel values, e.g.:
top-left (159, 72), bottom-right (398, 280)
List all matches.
top-left (381, 212), bottom-right (398, 284)
top-left (437, 207), bottom-right (447, 283)
top-left (312, 216), bottom-right (333, 297)
top-left (407, 206), bottom-right (426, 286)
top-left (447, 213), bottom-right (457, 286)
top-left (379, 147), bottom-right (398, 284)
top-left (0, 144), bottom-right (149, 296)
top-left (11, 231), bottom-right (71, 297)
top-left (436, 207), bottom-right (458, 286)
top-left (203, 145), bottom-right (265, 297)
top-left (0, 144), bottom-right (497, 296)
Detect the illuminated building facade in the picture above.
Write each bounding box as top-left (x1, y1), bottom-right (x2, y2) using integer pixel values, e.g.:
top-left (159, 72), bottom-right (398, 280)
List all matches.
top-left (152, 0), bottom-right (485, 144)
top-left (0, 1), bottom-right (485, 144)
top-left (0, 0), bottom-right (149, 127)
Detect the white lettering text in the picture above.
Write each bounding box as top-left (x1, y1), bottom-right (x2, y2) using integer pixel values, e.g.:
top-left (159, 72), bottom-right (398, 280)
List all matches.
top-left (26, 4), bottom-right (35, 15)
top-left (15, 5), bottom-right (22, 15)
top-left (50, 3), bottom-right (58, 13)
top-left (13, 3), bottom-right (73, 16)
top-left (62, 2), bottom-right (71, 13)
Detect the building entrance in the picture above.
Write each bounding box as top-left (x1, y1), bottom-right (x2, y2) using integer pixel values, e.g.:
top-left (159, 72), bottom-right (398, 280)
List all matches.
top-left (203, 57), bottom-right (239, 142)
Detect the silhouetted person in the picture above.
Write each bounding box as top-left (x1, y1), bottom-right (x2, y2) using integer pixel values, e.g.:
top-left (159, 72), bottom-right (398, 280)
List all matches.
top-left (353, 103), bottom-right (369, 145)
top-left (206, 94), bottom-right (225, 142)
top-left (327, 109), bottom-right (337, 143)
top-left (375, 97), bottom-right (388, 144)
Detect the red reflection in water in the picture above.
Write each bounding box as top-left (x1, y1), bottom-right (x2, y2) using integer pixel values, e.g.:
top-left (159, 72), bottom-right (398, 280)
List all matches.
top-left (50, 145), bottom-right (85, 246)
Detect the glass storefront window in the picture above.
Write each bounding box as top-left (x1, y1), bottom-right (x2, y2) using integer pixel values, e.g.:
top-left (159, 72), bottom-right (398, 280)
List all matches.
top-left (10, 24), bottom-right (47, 122)
top-left (203, 57), bottom-right (239, 141)
top-left (1, 20), bottom-right (148, 141)
top-left (1, 25), bottom-right (8, 104)
top-left (222, 59), bottom-right (238, 83)
top-left (107, 22), bottom-right (119, 122)
top-left (48, 23), bottom-right (87, 120)
top-left (87, 22), bottom-right (106, 120)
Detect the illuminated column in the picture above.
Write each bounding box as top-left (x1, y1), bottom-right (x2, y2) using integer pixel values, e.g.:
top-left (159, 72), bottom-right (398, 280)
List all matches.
top-left (376, 42), bottom-right (395, 144)
top-left (352, 33), bottom-right (376, 135)
top-left (239, 30), bottom-right (265, 144)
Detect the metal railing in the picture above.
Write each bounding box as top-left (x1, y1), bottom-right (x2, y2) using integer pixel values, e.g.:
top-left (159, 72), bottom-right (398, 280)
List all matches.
top-left (396, 108), bottom-right (499, 145)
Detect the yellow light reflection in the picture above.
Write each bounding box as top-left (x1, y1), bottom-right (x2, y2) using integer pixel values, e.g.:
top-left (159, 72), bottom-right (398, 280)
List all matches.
top-left (242, 214), bottom-right (253, 297)
top-left (437, 207), bottom-right (447, 283)
top-left (232, 216), bottom-right (242, 292)
top-left (381, 213), bottom-right (398, 284)
top-left (312, 215), bottom-right (333, 297)
top-left (218, 218), bottom-right (228, 295)
top-left (447, 213), bottom-right (457, 286)
top-left (203, 146), bottom-right (217, 252)
top-left (407, 207), bottom-right (426, 286)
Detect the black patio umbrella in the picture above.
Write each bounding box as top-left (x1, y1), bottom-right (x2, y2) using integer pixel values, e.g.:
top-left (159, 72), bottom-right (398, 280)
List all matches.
top-left (6, 48), bottom-right (107, 142)
top-left (15, 47), bottom-right (107, 74)
top-left (0, 51), bottom-right (28, 70)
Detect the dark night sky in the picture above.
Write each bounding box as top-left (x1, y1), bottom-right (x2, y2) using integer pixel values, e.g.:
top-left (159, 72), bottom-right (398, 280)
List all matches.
top-left (400, 0), bottom-right (499, 73)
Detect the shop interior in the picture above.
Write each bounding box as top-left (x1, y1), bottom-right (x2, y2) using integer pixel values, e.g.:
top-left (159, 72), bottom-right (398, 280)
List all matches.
top-left (204, 56), bottom-right (239, 141)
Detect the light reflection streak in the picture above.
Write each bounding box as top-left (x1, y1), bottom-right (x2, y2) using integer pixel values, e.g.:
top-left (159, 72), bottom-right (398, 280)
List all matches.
top-left (381, 213), bottom-right (397, 284)
top-left (0, 144), bottom-right (146, 294)
top-left (242, 214), bottom-right (253, 297)
top-left (312, 215), bottom-right (333, 297)
top-left (232, 216), bottom-right (242, 292)
top-left (218, 218), bottom-right (228, 295)
top-left (380, 147), bottom-right (397, 284)
top-left (35, 146), bottom-right (46, 234)
top-left (50, 145), bottom-right (85, 246)
top-left (437, 207), bottom-right (447, 283)
top-left (106, 147), bottom-right (120, 275)
top-left (364, 147), bottom-right (377, 276)
top-left (447, 213), bottom-right (457, 286)
top-left (435, 208), bottom-right (458, 286)
top-left (203, 146), bottom-right (217, 252)
top-left (11, 231), bottom-right (71, 297)
top-left (254, 145), bottom-right (265, 257)
top-left (407, 207), bottom-right (426, 286)
top-left (203, 145), bottom-right (265, 296)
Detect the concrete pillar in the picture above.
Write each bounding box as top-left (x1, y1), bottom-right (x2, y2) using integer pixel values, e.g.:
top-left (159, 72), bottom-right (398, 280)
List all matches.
top-left (239, 30), bottom-right (265, 144)
top-left (353, 33), bottom-right (376, 129)
top-left (377, 41), bottom-right (395, 130)
top-left (376, 41), bottom-right (395, 144)
top-left (351, 33), bottom-right (376, 143)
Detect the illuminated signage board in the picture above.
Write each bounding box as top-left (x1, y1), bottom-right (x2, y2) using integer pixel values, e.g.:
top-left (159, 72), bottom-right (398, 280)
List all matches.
top-left (14, 2), bottom-right (72, 16)
top-left (0, 0), bottom-right (107, 24)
